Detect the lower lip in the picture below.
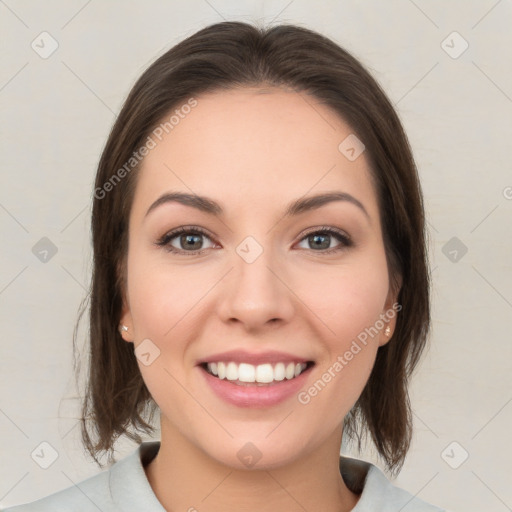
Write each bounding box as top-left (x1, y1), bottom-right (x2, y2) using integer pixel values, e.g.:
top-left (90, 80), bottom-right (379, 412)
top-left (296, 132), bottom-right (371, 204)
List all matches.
top-left (199, 365), bottom-right (313, 408)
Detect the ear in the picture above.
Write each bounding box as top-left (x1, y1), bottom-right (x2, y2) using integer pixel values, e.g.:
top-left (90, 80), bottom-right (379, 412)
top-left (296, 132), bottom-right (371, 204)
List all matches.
top-left (119, 302), bottom-right (134, 343)
top-left (118, 269), bottom-right (134, 343)
top-left (378, 273), bottom-right (402, 347)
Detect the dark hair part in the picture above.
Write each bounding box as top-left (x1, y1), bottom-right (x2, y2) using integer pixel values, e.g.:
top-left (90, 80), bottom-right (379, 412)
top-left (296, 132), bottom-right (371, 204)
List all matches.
top-left (75, 21), bottom-right (430, 474)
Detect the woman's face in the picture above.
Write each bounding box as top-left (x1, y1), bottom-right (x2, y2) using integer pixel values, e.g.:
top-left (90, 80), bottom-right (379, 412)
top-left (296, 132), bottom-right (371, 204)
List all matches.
top-left (120, 87), bottom-right (398, 469)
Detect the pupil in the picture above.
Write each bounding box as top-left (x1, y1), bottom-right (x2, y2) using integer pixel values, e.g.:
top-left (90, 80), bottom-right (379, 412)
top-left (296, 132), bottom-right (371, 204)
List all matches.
top-left (310, 233), bottom-right (329, 250)
top-left (182, 234), bottom-right (202, 250)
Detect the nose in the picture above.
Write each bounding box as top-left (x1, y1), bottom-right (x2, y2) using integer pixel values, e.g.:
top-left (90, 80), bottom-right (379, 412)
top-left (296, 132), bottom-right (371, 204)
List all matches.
top-left (216, 243), bottom-right (295, 331)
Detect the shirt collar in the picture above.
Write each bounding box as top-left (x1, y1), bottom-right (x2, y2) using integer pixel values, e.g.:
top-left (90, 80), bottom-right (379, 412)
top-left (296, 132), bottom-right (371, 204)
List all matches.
top-left (109, 441), bottom-right (393, 511)
top-left (109, 441), bottom-right (165, 511)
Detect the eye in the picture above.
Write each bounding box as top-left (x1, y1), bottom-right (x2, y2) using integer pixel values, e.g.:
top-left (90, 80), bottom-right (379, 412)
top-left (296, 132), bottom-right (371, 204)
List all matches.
top-left (296, 227), bottom-right (353, 253)
top-left (155, 226), bottom-right (217, 254)
top-left (155, 225), bottom-right (353, 255)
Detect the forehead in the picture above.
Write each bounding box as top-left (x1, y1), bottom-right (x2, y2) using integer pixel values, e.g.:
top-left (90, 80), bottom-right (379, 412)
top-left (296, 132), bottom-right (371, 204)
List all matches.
top-left (131, 88), bottom-right (379, 222)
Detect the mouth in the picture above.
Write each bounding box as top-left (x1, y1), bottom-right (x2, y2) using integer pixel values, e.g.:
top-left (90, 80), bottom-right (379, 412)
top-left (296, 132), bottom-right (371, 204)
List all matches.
top-left (199, 360), bottom-right (316, 386)
top-left (196, 349), bottom-right (316, 407)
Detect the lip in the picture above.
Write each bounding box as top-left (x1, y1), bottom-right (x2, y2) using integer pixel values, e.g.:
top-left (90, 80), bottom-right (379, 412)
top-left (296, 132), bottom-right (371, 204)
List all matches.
top-left (198, 363), bottom-right (314, 408)
top-left (196, 349), bottom-right (312, 366)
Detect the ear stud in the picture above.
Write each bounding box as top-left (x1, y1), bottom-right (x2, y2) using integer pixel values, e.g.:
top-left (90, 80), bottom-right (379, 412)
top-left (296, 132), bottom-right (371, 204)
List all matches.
top-left (384, 326), bottom-right (391, 337)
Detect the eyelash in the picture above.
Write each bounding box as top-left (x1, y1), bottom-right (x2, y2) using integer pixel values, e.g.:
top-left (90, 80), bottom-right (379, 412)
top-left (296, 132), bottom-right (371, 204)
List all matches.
top-left (155, 225), bottom-right (353, 256)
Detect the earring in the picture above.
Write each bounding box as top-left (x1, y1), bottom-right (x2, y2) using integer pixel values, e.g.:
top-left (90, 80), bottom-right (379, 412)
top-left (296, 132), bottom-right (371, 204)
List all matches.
top-left (384, 326), bottom-right (391, 337)
top-left (119, 325), bottom-right (128, 333)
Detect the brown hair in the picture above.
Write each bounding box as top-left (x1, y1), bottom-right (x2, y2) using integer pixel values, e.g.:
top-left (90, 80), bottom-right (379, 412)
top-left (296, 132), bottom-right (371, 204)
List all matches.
top-left (74, 21), bottom-right (430, 475)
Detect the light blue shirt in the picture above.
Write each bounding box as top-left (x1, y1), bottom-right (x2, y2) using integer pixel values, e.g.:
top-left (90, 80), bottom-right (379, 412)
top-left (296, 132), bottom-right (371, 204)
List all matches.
top-left (2, 441), bottom-right (446, 511)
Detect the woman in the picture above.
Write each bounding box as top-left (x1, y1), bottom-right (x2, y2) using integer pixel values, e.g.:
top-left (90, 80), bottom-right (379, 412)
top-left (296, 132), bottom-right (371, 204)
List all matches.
top-left (4, 21), bottom-right (445, 511)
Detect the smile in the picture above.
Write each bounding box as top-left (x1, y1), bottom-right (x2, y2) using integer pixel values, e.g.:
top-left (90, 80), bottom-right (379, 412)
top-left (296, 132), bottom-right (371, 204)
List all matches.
top-left (203, 361), bottom-right (313, 385)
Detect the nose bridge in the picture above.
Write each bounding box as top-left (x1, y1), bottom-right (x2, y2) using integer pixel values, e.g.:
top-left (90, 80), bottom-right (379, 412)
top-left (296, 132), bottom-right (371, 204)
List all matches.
top-left (217, 235), bottom-right (295, 327)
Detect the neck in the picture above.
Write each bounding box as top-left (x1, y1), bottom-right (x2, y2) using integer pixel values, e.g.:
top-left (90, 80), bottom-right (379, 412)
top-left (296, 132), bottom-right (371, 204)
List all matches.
top-left (144, 420), bottom-right (360, 512)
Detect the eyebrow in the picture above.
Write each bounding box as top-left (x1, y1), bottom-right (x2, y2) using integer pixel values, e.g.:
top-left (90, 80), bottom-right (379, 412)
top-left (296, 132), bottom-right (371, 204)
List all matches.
top-left (145, 191), bottom-right (370, 221)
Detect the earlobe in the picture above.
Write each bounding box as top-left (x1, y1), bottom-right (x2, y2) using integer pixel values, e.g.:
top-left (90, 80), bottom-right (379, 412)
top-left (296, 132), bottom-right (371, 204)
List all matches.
top-left (379, 322), bottom-right (395, 347)
top-left (379, 276), bottom-right (401, 346)
top-left (116, 259), bottom-right (133, 342)
top-left (119, 305), bottom-right (134, 343)
top-left (118, 322), bottom-right (133, 343)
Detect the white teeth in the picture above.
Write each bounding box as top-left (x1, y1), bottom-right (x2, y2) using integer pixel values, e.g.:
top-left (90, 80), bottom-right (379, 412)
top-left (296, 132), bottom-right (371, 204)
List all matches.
top-left (226, 362), bottom-right (238, 381)
top-left (205, 361), bottom-right (308, 383)
top-left (285, 362), bottom-right (295, 380)
top-left (274, 362), bottom-right (285, 381)
top-left (238, 363), bottom-right (255, 382)
top-left (256, 363), bottom-right (274, 383)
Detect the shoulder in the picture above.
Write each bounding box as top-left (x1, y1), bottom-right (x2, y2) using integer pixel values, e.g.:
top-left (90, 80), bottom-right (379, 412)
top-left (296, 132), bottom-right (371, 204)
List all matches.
top-left (2, 441), bottom-right (163, 512)
top-left (359, 464), bottom-right (446, 511)
top-left (1, 468), bottom-right (112, 512)
top-left (340, 456), bottom-right (447, 512)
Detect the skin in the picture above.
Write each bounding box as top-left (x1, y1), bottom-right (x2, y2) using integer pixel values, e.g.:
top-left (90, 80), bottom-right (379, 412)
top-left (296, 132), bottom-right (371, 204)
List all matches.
top-left (120, 87), bottom-right (399, 512)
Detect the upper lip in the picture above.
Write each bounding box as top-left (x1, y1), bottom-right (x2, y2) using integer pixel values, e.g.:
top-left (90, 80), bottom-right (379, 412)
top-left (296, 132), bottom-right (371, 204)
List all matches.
top-left (196, 350), bottom-right (314, 366)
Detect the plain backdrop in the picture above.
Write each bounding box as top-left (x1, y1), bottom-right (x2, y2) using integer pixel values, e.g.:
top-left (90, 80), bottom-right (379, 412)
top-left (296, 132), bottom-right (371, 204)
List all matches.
top-left (1, 1), bottom-right (511, 511)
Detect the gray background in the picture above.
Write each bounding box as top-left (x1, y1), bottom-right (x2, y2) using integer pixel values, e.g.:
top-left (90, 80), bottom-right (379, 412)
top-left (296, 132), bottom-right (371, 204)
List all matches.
top-left (1, 1), bottom-right (511, 510)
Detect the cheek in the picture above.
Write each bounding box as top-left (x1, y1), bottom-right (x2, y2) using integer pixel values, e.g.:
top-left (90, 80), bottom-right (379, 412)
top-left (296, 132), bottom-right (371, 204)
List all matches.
top-left (125, 254), bottom-right (206, 408)
top-left (125, 253), bottom-right (220, 398)
top-left (295, 252), bottom-right (390, 341)
top-left (293, 250), bottom-right (389, 409)
top-left (126, 251), bottom-right (215, 340)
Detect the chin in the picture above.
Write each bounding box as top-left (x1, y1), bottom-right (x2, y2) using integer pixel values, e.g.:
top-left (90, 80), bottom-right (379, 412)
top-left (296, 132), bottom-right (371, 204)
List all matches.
top-left (200, 431), bottom-right (313, 472)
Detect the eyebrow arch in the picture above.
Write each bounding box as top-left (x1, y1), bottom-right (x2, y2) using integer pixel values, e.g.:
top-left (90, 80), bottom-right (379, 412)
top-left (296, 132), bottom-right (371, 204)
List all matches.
top-left (145, 191), bottom-right (370, 221)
